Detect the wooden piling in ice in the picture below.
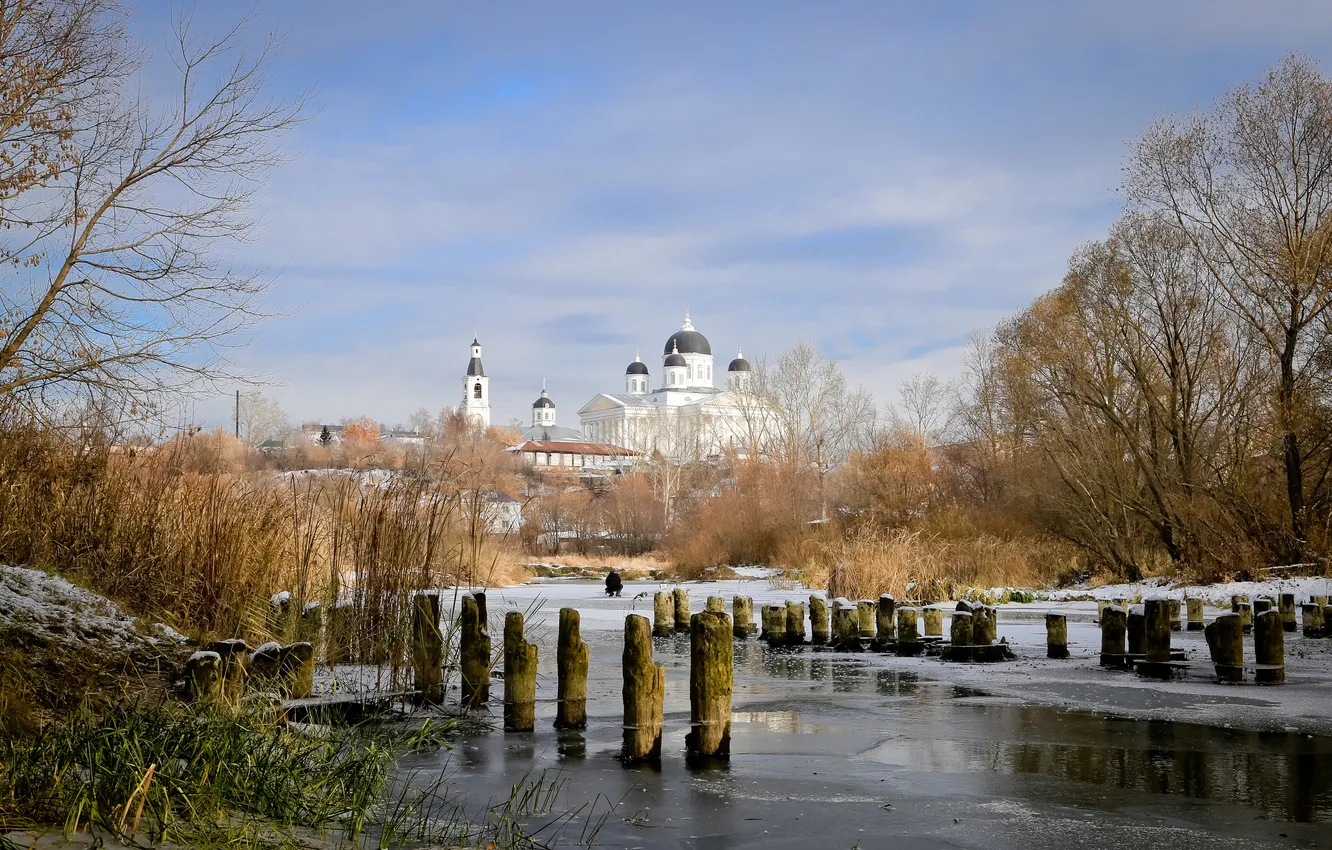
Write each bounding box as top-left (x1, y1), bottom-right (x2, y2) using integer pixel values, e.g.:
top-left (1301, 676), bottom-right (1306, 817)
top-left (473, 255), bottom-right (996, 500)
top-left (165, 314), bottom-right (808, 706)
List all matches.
top-left (1099, 605), bottom-right (1126, 667)
top-left (895, 607), bottom-right (922, 656)
top-left (1045, 613), bottom-right (1068, 659)
top-left (876, 595), bottom-right (896, 642)
top-left (732, 596), bottom-right (755, 638)
top-left (503, 611), bottom-right (538, 732)
top-left (831, 598), bottom-right (859, 650)
top-left (706, 596), bottom-right (726, 613)
top-left (1279, 593), bottom-right (1297, 633)
top-left (923, 607), bottom-right (943, 637)
top-left (555, 608), bottom-right (589, 729)
top-left (1253, 610), bottom-right (1284, 684)
top-left (653, 591), bottom-right (674, 637)
top-left (810, 595), bottom-right (830, 644)
top-left (945, 610), bottom-right (972, 661)
top-left (1302, 602), bottom-right (1326, 638)
top-left (1096, 600), bottom-right (1108, 623)
top-left (460, 593), bottom-right (491, 707)
top-left (971, 606), bottom-right (995, 646)
top-left (1166, 599), bottom-right (1181, 632)
top-left (674, 587), bottom-right (691, 633)
top-left (622, 614), bottom-right (665, 763)
top-left (686, 610), bottom-right (733, 762)
top-left (785, 600), bottom-right (806, 645)
top-left (412, 592), bottom-right (443, 705)
top-left (1231, 595), bottom-right (1253, 632)
top-left (856, 600), bottom-right (877, 640)
top-left (1186, 597), bottom-right (1204, 631)
top-left (1204, 612), bottom-right (1244, 682)
top-left (1126, 605), bottom-right (1146, 655)
top-left (184, 651), bottom-right (222, 703)
top-left (1254, 597), bottom-right (1272, 615)
top-left (764, 604), bottom-right (787, 645)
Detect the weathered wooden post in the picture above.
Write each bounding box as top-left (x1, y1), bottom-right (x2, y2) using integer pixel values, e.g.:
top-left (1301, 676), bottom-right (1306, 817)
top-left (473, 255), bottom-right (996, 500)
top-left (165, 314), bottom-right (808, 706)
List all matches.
top-left (945, 610), bottom-right (972, 661)
top-left (706, 596), bottom-right (726, 613)
top-left (299, 603), bottom-right (324, 659)
top-left (556, 608), bottom-right (589, 729)
top-left (281, 642), bottom-right (315, 699)
top-left (1186, 597), bottom-right (1204, 631)
top-left (412, 592), bottom-right (444, 705)
top-left (810, 595), bottom-right (830, 644)
top-left (1302, 602), bottom-right (1326, 638)
top-left (209, 639), bottom-right (247, 706)
top-left (1278, 594), bottom-right (1297, 633)
top-left (971, 606), bottom-right (995, 646)
top-left (831, 598), bottom-right (859, 650)
top-left (1099, 605), bottom-right (1126, 667)
top-left (1096, 600), bottom-right (1108, 623)
top-left (1045, 613), bottom-right (1068, 659)
top-left (1253, 610), bottom-right (1285, 684)
top-left (1126, 605), bottom-right (1146, 655)
top-left (1236, 602), bottom-right (1254, 633)
top-left (248, 641), bottom-right (282, 682)
top-left (876, 595), bottom-right (896, 642)
top-left (785, 600), bottom-right (806, 645)
top-left (923, 607), bottom-right (943, 637)
top-left (184, 650), bottom-right (222, 703)
top-left (622, 614), bottom-right (665, 763)
top-left (895, 607), bottom-right (922, 656)
top-left (764, 604), bottom-right (787, 645)
top-left (1204, 612), bottom-right (1244, 682)
top-left (1166, 599), bottom-right (1181, 632)
top-left (503, 611), bottom-right (538, 732)
top-left (1112, 597), bottom-right (1127, 612)
top-left (1253, 597), bottom-right (1272, 615)
top-left (686, 610), bottom-right (733, 762)
top-left (1324, 605), bottom-right (1332, 636)
top-left (460, 593), bottom-right (491, 707)
top-left (856, 600), bottom-right (877, 640)
top-left (653, 591), bottom-right (674, 637)
top-left (732, 596), bottom-right (755, 638)
top-left (1143, 599), bottom-right (1171, 662)
top-left (674, 587), bottom-right (691, 633)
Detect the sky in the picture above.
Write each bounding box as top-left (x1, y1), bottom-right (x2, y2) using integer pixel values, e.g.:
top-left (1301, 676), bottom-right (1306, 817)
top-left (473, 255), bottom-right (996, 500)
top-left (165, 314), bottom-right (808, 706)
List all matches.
top-left (140, 1), bottom-right (1332, 432)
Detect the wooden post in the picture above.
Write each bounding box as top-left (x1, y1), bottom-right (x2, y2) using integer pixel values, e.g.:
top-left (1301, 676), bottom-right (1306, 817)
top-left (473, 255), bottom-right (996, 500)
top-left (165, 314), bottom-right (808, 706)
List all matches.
top-left (686, 611), bottom-right (732, 762)
top-left (895, 607), bottom-right (921, 656)
top-left (1253, 610), bottom-right (1285, 684)
top-left (1045, 613), bottom-right (1068, 659)
top-left (281, 642), bottom-right (314, 699)
top-left (555, 608), bottom-right (589, 729)
top-left (622, 614), bottom-right (665, 762)
top-left (876, 595), bottom-right (896, 641)
top-left (503, 611), bottom-right (538, 732)
top-left (653, 591), bottom-right (674, 637)
top-left (412, 592), bottom-right (444, 705)
top-left (184, 651), bottom-right (222, 703)
top-left (1278, 593), bottom-right (1297, 633)
top-left (856, 600), bottom-right (877, 639)
top-left (950, 610), bottom-right (972, 654)
top-left (732, 596), bottom-right (755, 638)
top-left (1236, 602), bottom-right (1254, 633)
top-left (208, 639), bottom-right (248, 706)
top-left (923, 607), bottom-right (943, 637)
top-left (1186, 597), bottom-right (1204, 631)
top-left (248, 641), bottom-right (282, 682)
top-left (810, 596), bottom-right (830, 644)
top-left (1254, 597), bottom-right (1272, 615)
top-left (460, 593), bottom-right (491, 707)
top-left (1204, 612), bottom-right (1244, 682)
top-left (1166, 599), bottom-right (1181, 632)
top-left (1096, 600), bottom-right (1108, 623)
top-left (1126, 605), bottom-right (1146, 655)
top-left (1099, 605), bottom-right (1126, 667)
top-left (831, 598), bottom-right (859, 650)
top-left (971, 606), bottom-right (995, 646)
top-left (785, 600), bottom-right (806, 645)
top-left (674, 587), bottom-right (691, 632)
top-left (706, 596), bottom-right (726, 613)
top-left (1302, 602), bottom-right (1325, 638)
top-left (1142, 598), bottom-right (1171, 663)
top-left (764, 604), bottom-right (787, 645)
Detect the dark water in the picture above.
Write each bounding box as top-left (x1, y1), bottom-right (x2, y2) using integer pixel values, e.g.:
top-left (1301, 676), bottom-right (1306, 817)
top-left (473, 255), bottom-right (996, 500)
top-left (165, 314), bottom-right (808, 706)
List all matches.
top-left (403, 597), bottom-right (1332, 849)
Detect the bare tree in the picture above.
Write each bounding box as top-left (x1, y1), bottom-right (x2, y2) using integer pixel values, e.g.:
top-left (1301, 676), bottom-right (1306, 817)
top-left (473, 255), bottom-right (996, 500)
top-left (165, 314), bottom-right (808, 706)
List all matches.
top-left (0, 7), bottom-right (307, 422)
top-left (237, 390), bottom-right (287, 446)
top-left (890, 372), bottom-right (955, 449)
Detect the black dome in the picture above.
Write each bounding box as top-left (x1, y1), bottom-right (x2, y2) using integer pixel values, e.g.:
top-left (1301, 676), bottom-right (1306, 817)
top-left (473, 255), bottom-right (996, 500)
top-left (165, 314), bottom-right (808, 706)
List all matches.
top-left (728, 357), bottom-right (751, 372)
top-left (663, 329), bottom-right (711, 356)
top-left (626, 360), bottom-right (649, 375)
top-left (664, 352), bottom-right (687, 367)
top-left (533, 396), bottom-right (555, 409)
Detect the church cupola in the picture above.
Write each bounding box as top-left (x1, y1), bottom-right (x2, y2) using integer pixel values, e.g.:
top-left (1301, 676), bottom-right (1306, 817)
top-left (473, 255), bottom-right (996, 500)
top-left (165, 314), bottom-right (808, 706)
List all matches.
top-left (625, 351), bottom-right (649, 395)
top-left (662, 310), bottom-right (714, 389)
top-left (458, 335), bottom-right (491, 428)
top-left (728, 346), bottom-right (752, 390)
top-left (532, 382), bottom-right (556, 427)
top-left (662, 339), bottom-right (688, 389)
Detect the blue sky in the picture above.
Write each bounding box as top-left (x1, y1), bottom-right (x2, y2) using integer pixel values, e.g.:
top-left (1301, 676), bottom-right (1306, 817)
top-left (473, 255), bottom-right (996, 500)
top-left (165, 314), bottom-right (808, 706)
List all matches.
top-left (149, 1), bottom-right (1332, 431)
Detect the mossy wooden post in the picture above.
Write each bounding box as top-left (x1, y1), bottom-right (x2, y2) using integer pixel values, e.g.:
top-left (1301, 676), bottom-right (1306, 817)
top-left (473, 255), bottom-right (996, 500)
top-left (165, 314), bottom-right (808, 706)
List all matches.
top-left (895, 607), bottom-right (921, 655)
top-left (1279, 594), bottom-right (1297, 633)
top-left (1186, 598), bottom-right (1204, 631)
top-left (1142, 599), bottom-right (1171, 663)
top-left (810, 596), bottom-right (830, 644)
top-left (674, 587), bottom-right (691, 633)
top-left (923, 607), bottom-right (943, 637)
top-left (556, 608), bottom-right (589, 729)
top-left (623, 614), bottom-right (665, 762)
top-left (503, 611), bottom-right (538, 732)
top-left (785, 600), bottom-right (806, 645)
top-left (1099, 605), bottom-right (1126, 666)
top-left (733, 596), bottom-right (755, 638)
top-left (299, 603), bottom-right (324, 660)
top-left (856, 600), bottom-right (877, 640)
top-left (951, 611), bottom-right (972, 648)
top-left (831, 599), bottom-right (858, 650)
top-left (1204, 612), bottom-right (1244, 682)
top-left (1253, 610), bottom-right (1285, 684)
top-left (706, 596), bottom-right (726, 613)
top-left (1302, 602), bottom-right (1325, 637)
top-left (971, 606), bottom-right (995, 646)
top-left (460, 593), bottom-right (491, 707)
top-left (1096, 600), bottom-right (1108, 623)
top-left (281, 642), bottom-right (314, 699)
top-left (876, 595), bottom-right (896, 641)
top-left (1236, 602), bottom-right (1254, 633)
top-left (1167, 599), bottom-right (1181, 632)
top-left (764, 605), bottom-right (786, 645)
top-left (1254, 597), bottom-right (1272, 615)
top-left (1045, 613), bottom-right (1068, 659)
top-left (249, 642), bottom-right (282, 683)
top-left (412, 592), bottom-right (444, 705)
top-left (653, 591), bottom-right (674, 637)
top-left (687, 610), bottom-right (733, 762)
top-left (185, 651), bottom-right (222, 703)
top-left (209, 639), bottom-right (247, 706)
top-left (1126, 606), bottom-right (1146, 655)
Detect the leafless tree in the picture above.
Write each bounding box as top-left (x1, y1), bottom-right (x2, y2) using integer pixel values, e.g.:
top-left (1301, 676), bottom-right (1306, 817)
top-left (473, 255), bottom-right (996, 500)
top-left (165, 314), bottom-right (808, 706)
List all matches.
top-left (236, 389), bottom-right (287, 446)
top-left (890, 371), bottom-right (955, 449)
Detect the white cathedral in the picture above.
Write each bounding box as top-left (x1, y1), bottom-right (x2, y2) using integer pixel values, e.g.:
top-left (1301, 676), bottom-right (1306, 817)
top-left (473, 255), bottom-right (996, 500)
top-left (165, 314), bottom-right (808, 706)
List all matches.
top-left (459, 313), bottom-right (773, 461)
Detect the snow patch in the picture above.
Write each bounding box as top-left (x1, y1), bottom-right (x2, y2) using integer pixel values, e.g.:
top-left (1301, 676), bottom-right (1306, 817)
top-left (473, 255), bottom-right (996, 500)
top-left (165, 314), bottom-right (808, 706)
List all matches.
top-left (0, 564), bottom-right (163, 652)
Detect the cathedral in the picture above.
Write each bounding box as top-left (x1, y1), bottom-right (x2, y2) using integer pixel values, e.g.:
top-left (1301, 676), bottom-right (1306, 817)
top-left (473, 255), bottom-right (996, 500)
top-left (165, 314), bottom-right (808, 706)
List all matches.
top-left (460, 313), bottom-right (773, 462)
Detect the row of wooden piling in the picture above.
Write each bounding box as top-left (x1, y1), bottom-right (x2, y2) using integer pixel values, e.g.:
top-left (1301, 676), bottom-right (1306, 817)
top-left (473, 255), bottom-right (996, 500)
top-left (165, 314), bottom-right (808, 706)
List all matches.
top-left (183, 604), bottom-right (325, 704)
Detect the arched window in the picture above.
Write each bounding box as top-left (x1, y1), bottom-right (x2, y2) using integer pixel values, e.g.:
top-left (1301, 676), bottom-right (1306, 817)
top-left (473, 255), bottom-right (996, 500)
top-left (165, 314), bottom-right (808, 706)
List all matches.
top-left (473, 382), bottom-right (482, 399)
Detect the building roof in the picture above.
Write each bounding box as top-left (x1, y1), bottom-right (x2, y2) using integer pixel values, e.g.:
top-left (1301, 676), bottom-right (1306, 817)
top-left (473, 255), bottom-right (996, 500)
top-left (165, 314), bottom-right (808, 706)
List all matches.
top-left (509, 440), bottom-right (637, 457)
top-left (664, 352), bottom-right (687, 367)
top-left (728, 357), bottom-right (751, 372)
top-left (664, 329), bottom-right (710, 356)
top-left (626, 360), bottom-right (649, 375)
top-left (533, 396), bottom-right (555, 408)
top-left (521, 424), bottom-right (584, 442)
top-left (466, 356), bottom-right (485, 377)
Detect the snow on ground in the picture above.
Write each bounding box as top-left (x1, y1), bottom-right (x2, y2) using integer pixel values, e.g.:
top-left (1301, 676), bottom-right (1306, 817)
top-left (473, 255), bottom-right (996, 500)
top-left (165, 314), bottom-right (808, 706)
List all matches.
top-left (1045, 576), bottom-right (1332, 607)
top-left (0, 564), bottom-right (180, 651)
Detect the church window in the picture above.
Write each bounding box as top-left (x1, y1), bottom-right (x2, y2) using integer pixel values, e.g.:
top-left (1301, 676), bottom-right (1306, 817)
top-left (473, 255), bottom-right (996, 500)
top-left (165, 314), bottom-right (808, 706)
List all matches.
top-left (473, 382), bottom-right (482, 399)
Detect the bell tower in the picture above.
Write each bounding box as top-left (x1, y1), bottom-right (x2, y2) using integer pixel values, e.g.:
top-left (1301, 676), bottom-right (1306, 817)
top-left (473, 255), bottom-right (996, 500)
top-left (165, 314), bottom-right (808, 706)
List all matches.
top-left (459, 336), bottom-right (491, 428)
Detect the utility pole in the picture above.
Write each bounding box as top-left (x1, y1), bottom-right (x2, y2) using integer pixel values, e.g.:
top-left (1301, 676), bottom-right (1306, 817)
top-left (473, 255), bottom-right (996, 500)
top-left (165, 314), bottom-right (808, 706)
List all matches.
top-left (235, 390), bottom-right (240, 439)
